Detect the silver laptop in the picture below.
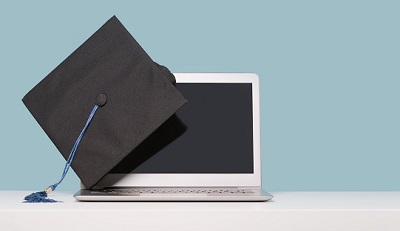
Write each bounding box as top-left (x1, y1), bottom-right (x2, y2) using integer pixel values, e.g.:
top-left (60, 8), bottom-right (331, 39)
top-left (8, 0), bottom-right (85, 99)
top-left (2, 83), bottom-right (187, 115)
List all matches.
top-left (74, 73), bottom-right (273, 201)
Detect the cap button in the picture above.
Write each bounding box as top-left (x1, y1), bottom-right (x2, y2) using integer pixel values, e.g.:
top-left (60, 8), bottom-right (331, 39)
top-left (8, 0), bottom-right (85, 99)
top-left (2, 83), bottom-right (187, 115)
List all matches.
top-left (95, 94), bottom-right (107, 107)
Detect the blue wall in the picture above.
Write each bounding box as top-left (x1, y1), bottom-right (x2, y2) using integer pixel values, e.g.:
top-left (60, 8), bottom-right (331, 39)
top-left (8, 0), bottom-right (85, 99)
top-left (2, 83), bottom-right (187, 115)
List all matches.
top-left (1, 1), bottom-right (399, 191)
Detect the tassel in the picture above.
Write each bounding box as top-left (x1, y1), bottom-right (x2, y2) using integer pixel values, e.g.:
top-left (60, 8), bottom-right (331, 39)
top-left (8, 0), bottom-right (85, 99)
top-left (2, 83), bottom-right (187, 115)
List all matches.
top-left (24, 187), bottom-right (57, 203)
top-left (23, 105), bottom-right (99, 203)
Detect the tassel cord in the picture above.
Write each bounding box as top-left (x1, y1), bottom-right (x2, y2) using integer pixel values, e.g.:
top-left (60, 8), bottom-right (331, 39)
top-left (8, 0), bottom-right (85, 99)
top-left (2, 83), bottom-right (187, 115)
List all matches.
top-left (24, 105), bottom-right (99, 203)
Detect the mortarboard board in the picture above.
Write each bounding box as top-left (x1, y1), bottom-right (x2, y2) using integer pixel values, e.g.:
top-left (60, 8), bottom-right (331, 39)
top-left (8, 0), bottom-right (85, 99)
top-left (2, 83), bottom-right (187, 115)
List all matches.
top-left (22, 16), bottom-right (187, 201)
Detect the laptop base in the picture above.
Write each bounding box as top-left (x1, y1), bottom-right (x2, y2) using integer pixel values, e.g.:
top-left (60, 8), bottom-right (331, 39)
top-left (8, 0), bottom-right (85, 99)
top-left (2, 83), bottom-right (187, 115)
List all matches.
top-left (74, 187), bottom-right (273, 202)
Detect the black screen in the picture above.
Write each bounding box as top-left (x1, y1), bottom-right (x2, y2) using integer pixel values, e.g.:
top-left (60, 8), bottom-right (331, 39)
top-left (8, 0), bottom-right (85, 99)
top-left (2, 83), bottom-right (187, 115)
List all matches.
top-left (111, 83), bottom-right (254, 173)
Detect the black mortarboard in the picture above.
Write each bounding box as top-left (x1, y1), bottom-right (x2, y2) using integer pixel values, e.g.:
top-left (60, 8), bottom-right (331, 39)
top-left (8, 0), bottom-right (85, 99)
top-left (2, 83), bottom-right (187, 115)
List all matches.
top-left (22, 16), bottom-right (187, 200)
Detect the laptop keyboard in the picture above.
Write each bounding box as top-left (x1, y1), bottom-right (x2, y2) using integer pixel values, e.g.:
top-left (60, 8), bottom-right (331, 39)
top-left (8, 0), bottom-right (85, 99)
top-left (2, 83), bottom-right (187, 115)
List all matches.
top-left (92, 188), bottom-right (254, 195)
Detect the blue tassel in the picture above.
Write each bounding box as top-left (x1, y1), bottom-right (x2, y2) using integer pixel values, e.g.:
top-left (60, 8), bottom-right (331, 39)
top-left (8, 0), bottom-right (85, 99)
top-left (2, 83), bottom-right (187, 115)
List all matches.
top-left (24, 189), bottom-right (57, 203)
top-left (23, 105), bottom-right (99, 203)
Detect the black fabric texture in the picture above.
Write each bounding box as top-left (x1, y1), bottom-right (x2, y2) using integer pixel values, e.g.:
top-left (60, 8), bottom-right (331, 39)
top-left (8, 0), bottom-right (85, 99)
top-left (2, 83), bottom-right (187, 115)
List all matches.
top-left (22, 16), bottom-right (187, 189)
top-left (154, 62), bottom-right (176, 85)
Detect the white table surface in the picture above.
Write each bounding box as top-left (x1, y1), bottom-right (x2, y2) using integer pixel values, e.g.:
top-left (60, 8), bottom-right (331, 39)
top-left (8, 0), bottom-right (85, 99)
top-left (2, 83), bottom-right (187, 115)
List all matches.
top-left (1, 191), bottom-right (399, 231)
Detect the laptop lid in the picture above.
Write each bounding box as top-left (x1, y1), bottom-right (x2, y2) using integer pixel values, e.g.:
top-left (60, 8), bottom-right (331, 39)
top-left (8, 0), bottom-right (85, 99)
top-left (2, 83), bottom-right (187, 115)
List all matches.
top-left (92, 73), bottom-right (261, 189)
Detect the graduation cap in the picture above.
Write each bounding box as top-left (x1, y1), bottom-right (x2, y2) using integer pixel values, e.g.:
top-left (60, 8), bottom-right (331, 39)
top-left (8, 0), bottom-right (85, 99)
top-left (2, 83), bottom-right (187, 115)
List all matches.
top-left (22, 16), bottom-right (187, 202)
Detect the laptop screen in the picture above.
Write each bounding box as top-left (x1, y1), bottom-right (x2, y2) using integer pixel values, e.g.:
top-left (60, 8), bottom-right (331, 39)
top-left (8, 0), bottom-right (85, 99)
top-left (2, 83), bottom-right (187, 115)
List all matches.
top-left (110, 83), bottom-right (254, 174)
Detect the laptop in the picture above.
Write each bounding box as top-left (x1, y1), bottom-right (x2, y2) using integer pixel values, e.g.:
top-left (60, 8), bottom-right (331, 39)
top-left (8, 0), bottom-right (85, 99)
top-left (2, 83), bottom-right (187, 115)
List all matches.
top-left (74, 73), bottom-right (273, 201)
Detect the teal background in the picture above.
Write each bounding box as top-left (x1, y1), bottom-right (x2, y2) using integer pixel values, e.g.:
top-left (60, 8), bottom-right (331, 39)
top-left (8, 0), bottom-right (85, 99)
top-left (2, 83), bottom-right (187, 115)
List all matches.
top-left (0, 1), bottom-right (399, 191)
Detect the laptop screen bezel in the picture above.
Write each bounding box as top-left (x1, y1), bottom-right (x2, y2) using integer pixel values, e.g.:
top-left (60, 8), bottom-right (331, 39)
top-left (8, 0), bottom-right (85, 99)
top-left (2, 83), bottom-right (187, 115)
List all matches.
top-left (91, 73), bottom-right (262, 188)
